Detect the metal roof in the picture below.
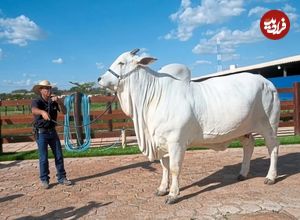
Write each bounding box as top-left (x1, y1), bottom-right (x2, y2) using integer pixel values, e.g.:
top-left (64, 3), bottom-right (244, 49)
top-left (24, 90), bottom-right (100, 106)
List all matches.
top-left (192, 54), bottom-right (300, 82)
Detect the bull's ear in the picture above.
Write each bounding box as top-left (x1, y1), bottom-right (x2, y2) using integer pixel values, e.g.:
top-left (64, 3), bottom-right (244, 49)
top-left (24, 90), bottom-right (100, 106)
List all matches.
top-left (137, 57), bottom-right (157, 66)
top-left (130, 48), bottom-right (140, 55)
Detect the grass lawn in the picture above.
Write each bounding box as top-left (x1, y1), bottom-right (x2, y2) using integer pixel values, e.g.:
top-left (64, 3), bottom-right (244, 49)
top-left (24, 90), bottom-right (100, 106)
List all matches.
top-left (1, 135), bottom-right (300, 161)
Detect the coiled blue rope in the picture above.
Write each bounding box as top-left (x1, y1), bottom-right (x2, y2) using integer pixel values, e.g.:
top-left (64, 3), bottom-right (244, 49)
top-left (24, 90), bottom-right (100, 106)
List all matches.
top-left (64, 94), bottom-right (91, 152)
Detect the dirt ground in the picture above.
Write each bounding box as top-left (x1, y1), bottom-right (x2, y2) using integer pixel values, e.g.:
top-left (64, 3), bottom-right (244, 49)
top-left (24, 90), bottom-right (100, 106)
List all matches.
top-left (0, 145), bottom-right (300, 219)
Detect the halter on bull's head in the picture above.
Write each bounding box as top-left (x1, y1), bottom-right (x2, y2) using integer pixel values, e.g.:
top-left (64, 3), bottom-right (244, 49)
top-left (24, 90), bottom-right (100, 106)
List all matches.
top-left (98, 49), bottom-right (157, 92)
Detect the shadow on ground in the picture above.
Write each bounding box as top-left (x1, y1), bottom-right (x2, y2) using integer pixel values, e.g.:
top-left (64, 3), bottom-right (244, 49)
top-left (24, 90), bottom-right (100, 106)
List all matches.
top-left (0, 160), bottom-right (22, 169)
top-left (177, 152), bottom-right (300, 203)
top-left (0, 194), bottom-right (24, 203)
top-left (72, 160), bottom-right (158, 183)
top-left (15, 201), bottom-right (112, 220)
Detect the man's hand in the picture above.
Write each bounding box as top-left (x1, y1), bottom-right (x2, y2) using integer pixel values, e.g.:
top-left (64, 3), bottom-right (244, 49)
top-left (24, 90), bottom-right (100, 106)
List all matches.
top-left (51, 95), bottom-right (67, 114)
top-left (41, 110), bottom-right (51, 121)
top-left (41, 110), bottom-right (50, 121)
top-left (51, 95), bottom-right (60, 102)
top-left (32, 107), bottom-right (51, 120)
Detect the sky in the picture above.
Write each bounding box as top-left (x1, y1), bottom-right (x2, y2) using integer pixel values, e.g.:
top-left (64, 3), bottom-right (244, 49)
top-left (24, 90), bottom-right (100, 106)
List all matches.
top-left (0, 0), bottom-right (299, 93)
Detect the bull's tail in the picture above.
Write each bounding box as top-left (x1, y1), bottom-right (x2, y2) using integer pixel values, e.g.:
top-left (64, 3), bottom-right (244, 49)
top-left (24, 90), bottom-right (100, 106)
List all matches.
top-left (264, 80), bottom-right (280, 134)
top-left (256, 77), bottom-right (280, 146)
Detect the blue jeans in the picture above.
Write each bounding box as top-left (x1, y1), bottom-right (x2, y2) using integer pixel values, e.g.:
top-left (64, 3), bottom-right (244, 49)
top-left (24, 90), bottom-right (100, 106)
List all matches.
top-left (36, 130), bottom-right (66, 182)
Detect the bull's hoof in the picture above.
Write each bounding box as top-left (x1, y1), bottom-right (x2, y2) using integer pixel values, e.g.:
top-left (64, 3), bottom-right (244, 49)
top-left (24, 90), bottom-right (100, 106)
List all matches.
top-left (155, 190), bottom-right (168, 196)
top-left (237, 174), bottom-right (247, 181)
top-left (264, 178), bottom-right (275, 185)
top-left (165, 196), bottom-right (177, 204)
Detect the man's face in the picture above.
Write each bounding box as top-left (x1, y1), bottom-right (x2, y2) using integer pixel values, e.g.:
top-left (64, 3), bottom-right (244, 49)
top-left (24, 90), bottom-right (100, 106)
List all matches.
top-left (39, 86), bottom-right (52, 98)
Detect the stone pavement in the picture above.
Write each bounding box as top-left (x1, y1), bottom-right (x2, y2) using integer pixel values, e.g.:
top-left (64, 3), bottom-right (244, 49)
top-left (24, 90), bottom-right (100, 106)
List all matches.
top-left (0, 145), bottom-right (300, 219)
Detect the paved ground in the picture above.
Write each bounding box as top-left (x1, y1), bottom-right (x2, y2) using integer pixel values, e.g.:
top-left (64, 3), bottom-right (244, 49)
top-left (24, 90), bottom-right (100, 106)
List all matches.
top-left (0, 145), bottom-right (300, 219)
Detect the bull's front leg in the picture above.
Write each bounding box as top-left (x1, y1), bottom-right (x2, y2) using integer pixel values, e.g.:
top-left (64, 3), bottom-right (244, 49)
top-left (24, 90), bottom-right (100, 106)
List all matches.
top-left (156, 156), bottom-right (169, 196)
top-left (165, 143), bottom-right (185, 204)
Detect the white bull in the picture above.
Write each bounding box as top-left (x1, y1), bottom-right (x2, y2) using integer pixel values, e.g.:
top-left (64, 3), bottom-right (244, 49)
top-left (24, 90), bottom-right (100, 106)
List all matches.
top-left (98, 49), bottom-right (280, 204)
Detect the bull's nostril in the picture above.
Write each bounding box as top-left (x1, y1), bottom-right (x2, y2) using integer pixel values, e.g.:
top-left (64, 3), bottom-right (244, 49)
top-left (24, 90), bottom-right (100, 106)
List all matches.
top-left (97, 77), bottom-right (101, 82)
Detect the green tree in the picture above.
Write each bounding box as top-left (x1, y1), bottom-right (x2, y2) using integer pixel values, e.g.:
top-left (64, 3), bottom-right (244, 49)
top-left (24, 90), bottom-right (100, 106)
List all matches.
top-left (11, 89), bottom-right (28, 94)
top-left (69, 81), bottom-right (106, 95)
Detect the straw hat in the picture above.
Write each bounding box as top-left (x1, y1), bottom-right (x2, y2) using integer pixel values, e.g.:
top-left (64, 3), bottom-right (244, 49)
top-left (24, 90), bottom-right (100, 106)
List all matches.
top-left (32, 80), bottom-right (55, 95)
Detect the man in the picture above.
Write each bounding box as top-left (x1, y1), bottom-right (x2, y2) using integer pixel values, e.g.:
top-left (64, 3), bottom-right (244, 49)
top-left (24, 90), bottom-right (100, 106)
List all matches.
top-left (31, 80), bottom-right (72, 189)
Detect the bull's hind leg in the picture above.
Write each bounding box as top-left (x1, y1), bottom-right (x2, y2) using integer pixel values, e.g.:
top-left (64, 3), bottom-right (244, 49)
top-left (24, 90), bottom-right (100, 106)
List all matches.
top-left (262, 133), bottom-right (279, 184)
top-left (238, 134), bottom-right (255, 181)
top-left (156, 156), bottom-right (169, 196)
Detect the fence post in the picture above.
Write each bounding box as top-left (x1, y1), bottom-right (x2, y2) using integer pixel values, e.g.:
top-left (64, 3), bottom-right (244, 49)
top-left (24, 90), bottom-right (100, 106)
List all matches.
top-left (74, 92), bottom-right (84, 145)
top-left (293, 82), bottom-right (300, 135)
top-left (107, 94), bottom-right (113, 132)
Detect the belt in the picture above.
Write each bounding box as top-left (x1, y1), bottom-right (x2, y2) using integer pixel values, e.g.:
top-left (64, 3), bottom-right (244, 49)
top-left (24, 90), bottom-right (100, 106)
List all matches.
top-left (38, 127), bottom-right (56, 133)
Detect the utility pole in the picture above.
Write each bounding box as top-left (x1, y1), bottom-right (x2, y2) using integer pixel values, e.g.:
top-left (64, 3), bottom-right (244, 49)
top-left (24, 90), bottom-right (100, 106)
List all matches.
top-left (217, 38), bottom-right (222, 72)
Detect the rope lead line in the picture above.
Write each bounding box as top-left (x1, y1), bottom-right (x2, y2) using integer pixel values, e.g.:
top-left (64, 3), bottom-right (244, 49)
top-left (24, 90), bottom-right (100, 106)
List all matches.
top-left (64, 93), bottom-right (91, 152)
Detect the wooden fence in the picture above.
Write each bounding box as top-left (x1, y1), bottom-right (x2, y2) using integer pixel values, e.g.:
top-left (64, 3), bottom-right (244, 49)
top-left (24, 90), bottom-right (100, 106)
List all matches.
top-left (278, 82), bottom-right (300, 133)
top-left (0, 82), bottom-right (300, 152)
top-left (0, 95), bottom-right (134, 149)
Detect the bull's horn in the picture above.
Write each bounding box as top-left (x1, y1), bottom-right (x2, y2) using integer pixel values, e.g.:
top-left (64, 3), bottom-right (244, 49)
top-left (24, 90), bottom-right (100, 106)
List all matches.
top-left (130, 48), bottom-right (140, 55)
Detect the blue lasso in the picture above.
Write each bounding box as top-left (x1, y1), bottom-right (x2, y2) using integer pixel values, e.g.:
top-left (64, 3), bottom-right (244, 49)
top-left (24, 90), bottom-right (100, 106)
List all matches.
top-left (64, 94), bottom-right (91, 152)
